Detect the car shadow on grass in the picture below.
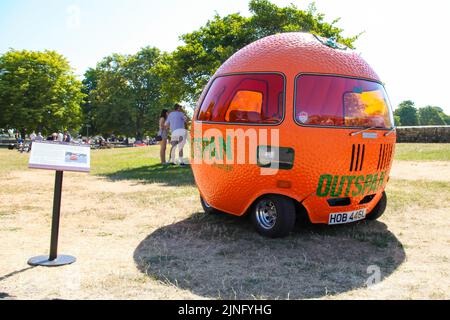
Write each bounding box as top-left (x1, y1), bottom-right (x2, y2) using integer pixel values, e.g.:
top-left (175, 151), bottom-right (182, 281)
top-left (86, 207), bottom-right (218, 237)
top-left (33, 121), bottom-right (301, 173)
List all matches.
top-left (134, 213), bottom-right (406, 299)
top-left (101, 163), bottom-right (195, 186)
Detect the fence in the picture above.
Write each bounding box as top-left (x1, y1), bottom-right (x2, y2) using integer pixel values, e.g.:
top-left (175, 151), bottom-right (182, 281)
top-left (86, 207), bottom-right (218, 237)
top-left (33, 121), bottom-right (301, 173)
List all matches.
top-left (396, 126), bottom-right (450, 143)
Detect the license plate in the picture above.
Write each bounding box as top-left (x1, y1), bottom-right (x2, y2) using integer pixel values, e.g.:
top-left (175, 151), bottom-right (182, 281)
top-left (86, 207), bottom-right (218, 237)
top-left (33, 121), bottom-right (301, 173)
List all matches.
top-left (328, 209), bottom-right (367, 225)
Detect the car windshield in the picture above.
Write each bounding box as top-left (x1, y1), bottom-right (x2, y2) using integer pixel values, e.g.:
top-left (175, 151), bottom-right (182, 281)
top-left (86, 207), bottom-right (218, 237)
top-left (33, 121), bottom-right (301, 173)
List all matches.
top-left (295, 75), bottom-right (394, 129)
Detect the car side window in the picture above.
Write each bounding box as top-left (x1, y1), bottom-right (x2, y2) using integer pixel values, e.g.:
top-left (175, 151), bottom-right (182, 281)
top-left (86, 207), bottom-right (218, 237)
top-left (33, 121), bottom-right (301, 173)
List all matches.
top-left (197, 73), bottom-right (284, 124)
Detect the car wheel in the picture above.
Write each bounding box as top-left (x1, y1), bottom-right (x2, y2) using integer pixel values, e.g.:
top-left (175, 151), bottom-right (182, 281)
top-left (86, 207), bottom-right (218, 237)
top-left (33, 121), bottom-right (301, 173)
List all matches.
top-left (200, 196), bottom-right (219, 214)
top-left (252, 195), bottom-right (296, 238)
top-left (366, 192), bottom-right (387, 221)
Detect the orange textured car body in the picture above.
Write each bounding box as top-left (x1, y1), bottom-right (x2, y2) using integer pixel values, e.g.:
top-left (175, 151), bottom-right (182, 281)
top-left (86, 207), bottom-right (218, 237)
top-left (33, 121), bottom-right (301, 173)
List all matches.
top-left (191, 33), bottom-right (396, 225)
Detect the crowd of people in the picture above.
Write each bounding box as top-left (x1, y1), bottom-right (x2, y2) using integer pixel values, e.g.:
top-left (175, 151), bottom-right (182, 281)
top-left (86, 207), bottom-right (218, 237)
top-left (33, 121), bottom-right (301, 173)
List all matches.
top-left (14, 130), bottom-right (72, 143)
top-left (5, 103), bottom-right (190, 163)
top-left (9, 129), bottom-right (72, 152)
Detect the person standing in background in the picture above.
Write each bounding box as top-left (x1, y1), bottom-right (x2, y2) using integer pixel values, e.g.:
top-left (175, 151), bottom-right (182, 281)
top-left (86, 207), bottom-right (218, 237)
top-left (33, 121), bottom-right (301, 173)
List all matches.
top-left (64, 131), bottom-right (72, 142)
top-left (15, 130), bottom-right (21, 143)
top-left (57, 131), bottom-right (64, 142)
top-left (36, 132), bottom-right (43, 142)
top-left (158, 109), bottom-right (169, 164)
top-left (165, 103), bottom-right (187, 166)
top-left (28, 131), bottom-right (37, 152)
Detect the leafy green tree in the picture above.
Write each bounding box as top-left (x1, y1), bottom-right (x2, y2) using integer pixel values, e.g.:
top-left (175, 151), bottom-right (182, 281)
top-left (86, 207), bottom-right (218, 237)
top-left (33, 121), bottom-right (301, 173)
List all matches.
top-left (248, 0), bottom-right (359, 47)
top-left (87, 48), bottom-right (175, 139)
top-left (429, 106), bottom-right (449, 125)
top-left (394, 115), bottom-right (401, 126)
top-left (88, 54), bottom-right (137, 137)
top-left (124, 47), bottom-right (168, 139)
top-left (418, 106), bottom-right (447, 125)
top-left (171, 0), bottom-right (360, 106)
top-left (0, 49), bottom-right (84, 135)
top-left (394, 100), bottom-right (419, 126)
top-left (440, 112), bottom-right (450, 125)
top-left (171, 13), bottom-right (251, 105)
top-left (80, 68), bottom-right (99, 136)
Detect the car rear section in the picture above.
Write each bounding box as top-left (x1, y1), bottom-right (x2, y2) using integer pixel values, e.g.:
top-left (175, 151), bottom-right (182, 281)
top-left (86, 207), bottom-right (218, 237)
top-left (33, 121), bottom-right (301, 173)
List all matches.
top-left (292, 73), bottom-right (396, 224)
top-left (297, 132), bottom-right (396, 224)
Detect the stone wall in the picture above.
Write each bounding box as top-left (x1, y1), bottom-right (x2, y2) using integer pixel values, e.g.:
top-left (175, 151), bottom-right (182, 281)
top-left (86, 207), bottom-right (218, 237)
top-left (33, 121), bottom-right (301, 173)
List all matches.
top-left (396, 126), bottom-right (450, 143)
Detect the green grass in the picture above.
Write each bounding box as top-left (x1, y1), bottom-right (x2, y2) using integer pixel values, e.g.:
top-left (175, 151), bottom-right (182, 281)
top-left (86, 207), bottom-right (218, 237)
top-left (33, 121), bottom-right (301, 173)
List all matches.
top-left (91, 147), bottom-right (161, 175)
top-left (0, 150), bottom-right (29, 173)
top-left (0, 146), bottom-right (194, 185)
top-left (394, 143), bottom-right (450, 161)
top-left (91, 147), bottom-right (194, 186)
top-left (386, 179), bottom-right (450, 211)
top-left (0, 146), bottom-right (172, 175)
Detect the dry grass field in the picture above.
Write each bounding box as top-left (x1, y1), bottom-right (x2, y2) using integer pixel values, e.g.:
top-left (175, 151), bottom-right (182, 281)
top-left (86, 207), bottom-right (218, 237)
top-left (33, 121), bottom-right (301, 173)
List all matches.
top-left (0, 144), bottom-right (449, 300)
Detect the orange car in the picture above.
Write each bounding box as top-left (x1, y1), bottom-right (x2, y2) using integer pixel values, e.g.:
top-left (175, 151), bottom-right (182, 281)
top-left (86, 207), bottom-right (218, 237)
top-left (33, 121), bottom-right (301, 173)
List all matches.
top-left (191, 33), bottom-right (396, 238)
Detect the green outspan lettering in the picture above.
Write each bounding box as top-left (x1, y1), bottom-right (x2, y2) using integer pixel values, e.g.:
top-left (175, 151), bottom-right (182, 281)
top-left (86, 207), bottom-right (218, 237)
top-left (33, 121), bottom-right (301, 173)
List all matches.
top-left (317, 172), bottom-right (389, 198)
top-left (216, 136), bottom-right (224, 161)
top-left (352, 175), bottom-right (365, 197)
top-left (225, 135), bottom-right (233, 161)
top-left (370, 173), bottom-right (379, 192)
top-left (378, 172), bottom-right (386, 189)
top-left (209, 137), bottom-right (216, 159)
top-left (201, 137), bottom-right (215, 161)
top-left (201, 139), bottom-right (210, 153)
top-left (330, 175), bottom-right (346, 197)
top-left (192, 138), bottom-right (203, 159)
top-left (317, 174), bottom-right (333, 197)
top-left (345, 176), bottom-right (356, 196)
top-left (215, 135), bottom-right (233, 162)
top-left (363, 175), bottom-right (373, 195)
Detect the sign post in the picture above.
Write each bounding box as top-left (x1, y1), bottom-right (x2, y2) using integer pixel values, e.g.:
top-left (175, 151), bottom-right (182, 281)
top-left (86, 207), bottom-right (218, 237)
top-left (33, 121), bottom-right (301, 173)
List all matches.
top-left (27, 141), bottom-right (91, 267)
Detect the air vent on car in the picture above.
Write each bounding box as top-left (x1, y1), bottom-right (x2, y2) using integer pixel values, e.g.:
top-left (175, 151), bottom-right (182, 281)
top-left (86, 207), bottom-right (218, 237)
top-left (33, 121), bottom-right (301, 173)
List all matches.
top-left (350, 144), bottom-right (365, 172)
top-left (377, 144), bottom-right (393, 171)
top-left (359, 194), bottom-right (376, 205)
top-left (327, 197), bottom-right (351, 207)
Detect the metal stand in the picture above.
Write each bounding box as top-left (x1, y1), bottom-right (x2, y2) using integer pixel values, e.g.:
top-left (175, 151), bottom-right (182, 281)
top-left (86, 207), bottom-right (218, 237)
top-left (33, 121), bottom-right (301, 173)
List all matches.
top-left (28, 171), bottom-right (76, 267)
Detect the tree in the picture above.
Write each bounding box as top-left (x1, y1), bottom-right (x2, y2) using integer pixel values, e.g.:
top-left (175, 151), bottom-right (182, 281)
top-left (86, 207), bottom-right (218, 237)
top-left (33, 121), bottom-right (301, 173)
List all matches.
top-left (171, 0), bottom-right (360, 106)
top-left (418, 106), bottom-right (447, 125)
top-left (427, 106), bottom-right (449, 125)
top-left (248, 0), bottom-right (359, 47)
top-left (0, 49), bottom-right (84, 135)
top-left (440, 112), bottom-right (450, 125)
top-left (124, 47), bottom-right (168, 139)
top-left (80, 68), bottom-right (99, 136)
top-left (171, 13), bottom-right (251, 105)
top-left (394, 100), bottom-right (419, 126)
top-left (87, 47), bottom-right (175, 139)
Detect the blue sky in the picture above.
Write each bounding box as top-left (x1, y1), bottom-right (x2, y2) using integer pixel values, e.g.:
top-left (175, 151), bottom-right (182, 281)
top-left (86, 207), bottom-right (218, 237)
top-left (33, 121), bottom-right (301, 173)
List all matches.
top-left (1, 0), bottom-right (449, 113)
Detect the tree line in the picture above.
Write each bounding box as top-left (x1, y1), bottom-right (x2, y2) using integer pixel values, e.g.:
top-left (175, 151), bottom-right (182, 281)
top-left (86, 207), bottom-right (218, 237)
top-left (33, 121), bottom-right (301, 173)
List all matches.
top-left (394, 100), bottom-right (449, 126)
top-left (0, 0), bottom-right (447, 140)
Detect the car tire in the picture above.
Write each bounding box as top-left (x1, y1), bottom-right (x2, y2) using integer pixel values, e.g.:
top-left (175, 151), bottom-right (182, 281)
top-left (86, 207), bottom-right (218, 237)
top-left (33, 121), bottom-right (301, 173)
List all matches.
top-left (366, 192), bottom-right (387, 221)
top-left (200, 196), bottom-right (219, 214)
top-left (251, 195), bottom-right (296, 238)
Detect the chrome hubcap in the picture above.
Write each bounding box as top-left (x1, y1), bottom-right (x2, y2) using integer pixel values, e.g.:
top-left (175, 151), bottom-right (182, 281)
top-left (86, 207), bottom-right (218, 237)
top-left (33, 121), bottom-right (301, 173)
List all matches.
top-left (202, 198), bottom-right (211, 208)
top-left (256, 200), bottom-right (277, 230)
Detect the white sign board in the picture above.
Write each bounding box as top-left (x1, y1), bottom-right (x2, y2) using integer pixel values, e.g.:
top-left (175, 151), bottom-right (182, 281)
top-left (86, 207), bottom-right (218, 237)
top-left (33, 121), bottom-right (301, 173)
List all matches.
top-left (29, 141), bottom-right (91, 173)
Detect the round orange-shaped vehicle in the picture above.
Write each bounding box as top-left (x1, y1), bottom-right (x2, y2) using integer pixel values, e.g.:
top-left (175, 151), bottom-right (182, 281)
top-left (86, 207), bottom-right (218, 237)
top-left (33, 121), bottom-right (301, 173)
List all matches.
top-left (191, 33), bottom-right (396, 238)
